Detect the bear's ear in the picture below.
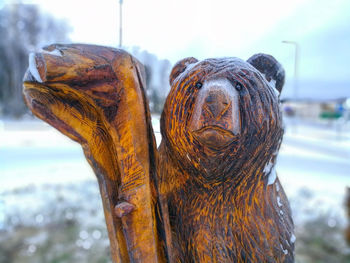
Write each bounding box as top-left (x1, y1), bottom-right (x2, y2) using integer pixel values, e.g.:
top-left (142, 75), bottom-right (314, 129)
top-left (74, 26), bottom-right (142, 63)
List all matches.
top-left (247, 53), bottom-right (285, 94)
top-left (169, 57), bottom-right (198, 85)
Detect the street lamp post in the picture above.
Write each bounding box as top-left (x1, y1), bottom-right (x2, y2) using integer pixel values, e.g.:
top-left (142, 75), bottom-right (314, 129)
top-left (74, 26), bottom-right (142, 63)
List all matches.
top-left (282, 41), bottom-right (299, 100)
top-left (282, 40), bottom-right (300, 134)
top-left (119, 0), bottom-right (123, 47)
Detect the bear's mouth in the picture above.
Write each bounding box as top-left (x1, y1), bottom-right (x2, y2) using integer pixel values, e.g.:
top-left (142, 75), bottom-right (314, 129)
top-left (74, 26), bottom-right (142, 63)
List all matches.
top-left (192, 125), bottom-right (237, 150)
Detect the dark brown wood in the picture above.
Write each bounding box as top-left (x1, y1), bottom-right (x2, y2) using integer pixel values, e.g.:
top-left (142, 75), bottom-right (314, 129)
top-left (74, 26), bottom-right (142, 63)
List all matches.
top-left (346, 187), bottom-right (350, 245)
top-left (23, 45), bottom-right (294, 263)
top-left (158, 55), bottom-right (294, 262)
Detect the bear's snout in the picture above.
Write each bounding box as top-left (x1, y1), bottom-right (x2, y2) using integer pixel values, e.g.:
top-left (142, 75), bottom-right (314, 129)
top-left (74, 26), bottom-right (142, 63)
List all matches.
top-left (189, 78), bottom-right (240, 150)
top-left (203, 90), bottom-right (230, 120)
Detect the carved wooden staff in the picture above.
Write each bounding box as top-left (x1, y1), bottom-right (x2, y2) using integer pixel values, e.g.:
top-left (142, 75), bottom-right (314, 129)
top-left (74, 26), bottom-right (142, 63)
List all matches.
top-left (23, 44), bottom-right (164, 263)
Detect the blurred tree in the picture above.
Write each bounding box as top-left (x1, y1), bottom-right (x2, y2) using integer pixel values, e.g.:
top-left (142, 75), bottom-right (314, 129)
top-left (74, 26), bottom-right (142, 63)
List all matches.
top-left (150, 89), bottom-right (162, 114)
top-left (143, 64), bottom-right (152, 92)
top-left (131, 47), bottom-right (172, 114)
top-left (0, 3), bottom-right (70, 118)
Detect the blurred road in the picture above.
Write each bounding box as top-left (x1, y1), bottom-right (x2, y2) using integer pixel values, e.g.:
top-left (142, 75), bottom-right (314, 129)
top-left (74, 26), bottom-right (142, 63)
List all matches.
top-left (1, 117), bottom-right (349, 223)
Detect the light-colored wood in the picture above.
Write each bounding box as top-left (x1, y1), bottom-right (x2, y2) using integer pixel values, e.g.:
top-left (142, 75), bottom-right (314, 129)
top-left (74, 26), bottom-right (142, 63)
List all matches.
top-left (23, 44), bottom-right (165, 263)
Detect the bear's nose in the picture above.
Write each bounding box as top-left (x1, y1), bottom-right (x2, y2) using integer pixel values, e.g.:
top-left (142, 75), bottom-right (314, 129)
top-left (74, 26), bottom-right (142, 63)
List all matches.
top-left (204, 90), bottom-right (230, 119)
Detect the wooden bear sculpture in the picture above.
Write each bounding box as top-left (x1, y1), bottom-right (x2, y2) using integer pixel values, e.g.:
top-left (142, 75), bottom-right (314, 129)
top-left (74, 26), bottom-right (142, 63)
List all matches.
top-left (23, 44), bottom-right (294, 263)
top-left (159, 56), bottom-right (294, 263)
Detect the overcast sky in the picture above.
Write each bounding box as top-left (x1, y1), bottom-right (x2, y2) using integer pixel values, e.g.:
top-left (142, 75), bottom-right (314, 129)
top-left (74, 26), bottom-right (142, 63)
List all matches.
top-left (3, 0), bottom-right (350, 98)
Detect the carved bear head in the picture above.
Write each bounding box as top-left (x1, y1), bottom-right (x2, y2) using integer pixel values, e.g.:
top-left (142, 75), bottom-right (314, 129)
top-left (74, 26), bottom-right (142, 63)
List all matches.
top-left (161, 54), bottom-right (285, 185)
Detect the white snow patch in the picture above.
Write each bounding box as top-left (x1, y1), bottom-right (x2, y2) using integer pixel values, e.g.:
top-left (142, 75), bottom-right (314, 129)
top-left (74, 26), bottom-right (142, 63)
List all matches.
top-left (280, 244), bottom-right (288, 255)
top-left (277, 196), bottom-right (282, 207)
top-left (261, 73), bottom-right (279, 97)
top-left (42, 48), bottom-right (62, 57)
top-left (276, 182), bottom-right (280, 192)
top-left (290, 234), bottom-right (296, 243)
top-left (263, 160), bottom-right (273, 174)
top-left (285, 239), bottom-right (290, 246)
top-left (29, 53), bottom-right (43, 83)
top-left (264, 160), bottom-right (277, 185)
top-left (269, 80), bottom-right (280, 97)
top-left (267, 168), bottom-right (277, 185)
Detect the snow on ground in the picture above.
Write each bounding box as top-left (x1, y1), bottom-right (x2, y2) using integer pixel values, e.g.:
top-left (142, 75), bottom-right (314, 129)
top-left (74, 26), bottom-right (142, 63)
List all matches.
top-left (0, 120), bottom-right (94, 191)
top-left (278, 118), bottom-right (350, 225)
top-left (0, 116), bottom-right (349, 225)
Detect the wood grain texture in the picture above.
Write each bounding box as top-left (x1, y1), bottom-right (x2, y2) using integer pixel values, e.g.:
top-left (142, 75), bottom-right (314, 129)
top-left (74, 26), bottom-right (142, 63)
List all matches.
top-left (159, 55), bottom-right (294, 262)
top-left (23, 45), bottom-right (294, 263)
top-left (23, 44), bottom-right (165, 263)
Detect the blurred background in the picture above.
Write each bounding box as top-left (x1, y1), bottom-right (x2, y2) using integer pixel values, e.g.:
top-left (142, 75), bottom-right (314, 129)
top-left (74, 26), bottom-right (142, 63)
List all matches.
top-left (0, 0), bottom-right (349, 262)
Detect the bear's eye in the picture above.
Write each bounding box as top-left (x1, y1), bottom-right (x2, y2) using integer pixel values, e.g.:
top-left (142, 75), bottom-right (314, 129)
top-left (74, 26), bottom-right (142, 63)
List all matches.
top-left (235, 82), bottom-right (243, 91)
top-left (195, 81), bottom-right (202, 89)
